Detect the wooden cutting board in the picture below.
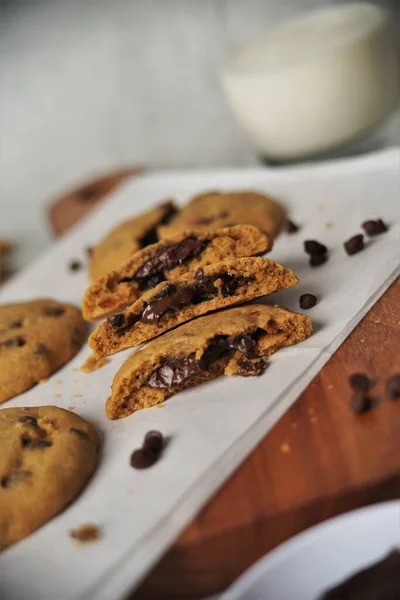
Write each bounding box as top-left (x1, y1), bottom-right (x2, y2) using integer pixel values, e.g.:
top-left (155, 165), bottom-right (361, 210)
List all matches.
top-left (48, 170), bottom-right (400, 600)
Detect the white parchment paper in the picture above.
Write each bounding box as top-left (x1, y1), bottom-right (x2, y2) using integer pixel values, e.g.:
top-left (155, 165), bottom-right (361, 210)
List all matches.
top-left (0, 149), bottom-right (399, 600)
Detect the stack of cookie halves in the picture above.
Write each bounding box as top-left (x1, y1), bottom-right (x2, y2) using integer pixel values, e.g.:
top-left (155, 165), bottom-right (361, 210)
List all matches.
top-left (83, 191), bottom-right (312, 420)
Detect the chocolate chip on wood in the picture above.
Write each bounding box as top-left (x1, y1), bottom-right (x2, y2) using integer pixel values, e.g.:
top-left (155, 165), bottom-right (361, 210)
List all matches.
top-left (105, 304), bottom-right (312, 419)
top-left (89, 257), bottom-right (299, 357)
top-left (83, 225), bottom-right (272, 321)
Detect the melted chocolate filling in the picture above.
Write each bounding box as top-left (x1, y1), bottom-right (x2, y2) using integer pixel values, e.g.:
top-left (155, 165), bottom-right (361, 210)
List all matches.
top-left (137, 204), bottom-right (178, 249)
top-left (120, 236), bottom-right (207, 290)
top-left (108, 273), bottom-right (253, 332)
top-left (146, 330), bottom-right (262, 389)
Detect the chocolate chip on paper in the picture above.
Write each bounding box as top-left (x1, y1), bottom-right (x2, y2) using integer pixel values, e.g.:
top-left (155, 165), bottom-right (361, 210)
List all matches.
top-left (344, 234), bottom-right (364, 256)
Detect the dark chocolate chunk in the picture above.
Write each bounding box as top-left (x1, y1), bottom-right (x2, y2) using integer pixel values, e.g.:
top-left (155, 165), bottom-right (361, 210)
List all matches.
top-left (138, 205), bottom-right (178, 249)
top-left (309, 253), bottom-right (328, 267)
top-left (286, 219), bottom-right (300, 234)
top-left (8, 320), bottom-right (23, 329)
top-left (3, 336), bottom-right (26, 348)
top-left (362, 218), bottom-right (388, 236)
top-left (34, 343), bottom-right (48, 357)
top-left (143, 430), bottom-right (163, 454)
top-left (69, 260), bottom-right (82, 272)
top-left (344, 234), bottom-right (364, 255)
top-left (1, 470), bottom-right (32, 488)
top-left (236, 357), bottom-right (269, 377)
top-left (386, 374), bottom-right (400, 400)
top-left (21, 435), bottom-right (52, 449)
top-left (69, 427), bottom-right (90, 439)
top-left (43, 306), bottom-right (65, 316)
top-left (130, 447), bottom-right (159, 469)
top-left (231, 334), bottom-right (256, 357)
top-left (19, 415), bottom-right (38, 426)
top-left (146, 354), bottom-right (201, 388)
top-left (299, 293), bottom-right (318, 309)
top-left (349, 373), bottom-right (371, 392)
top-left (350, 391), bottom-right (373, 414)
top-left (134, 237), bottom-right (206, 281)
top-left (108, 313), bottom-right (126, 329)
top-left (107, 312), bottom-right (139, 334)
top-left (220, 274), bottom-right (250, 297)
top-left (304, 240), bottom-right (327, 255)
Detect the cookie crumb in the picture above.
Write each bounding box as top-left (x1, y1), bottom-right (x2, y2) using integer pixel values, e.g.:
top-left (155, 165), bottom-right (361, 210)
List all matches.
top-left (374, 318), bottom-right (381, 324)
top-left (68, 406), bottom-right (75, 411)
top-left (291, 422), bottom-right (298, 430)
top-left (55, 379), bottom-right (62, 384)
top-left (325, 222), bottom-right (333, 229)
top-left (70, 523), bottom-right (101, 543)
top-left (39, 378), bottom-right (48, 384)
top-left (80, 355), bottom-right (110, 373)
top-left (280, 442), bottom-right (291, 454)
top-left (54, 393), bottom-right (62, 399)
top-left (156, 403), bottom-right (165, 409)
top-left (327, 384), bottom-right (334, 390)
top-left (73, 394), bottom-right (83, 399)
top-left (310, 416), bottom-right (318, 424)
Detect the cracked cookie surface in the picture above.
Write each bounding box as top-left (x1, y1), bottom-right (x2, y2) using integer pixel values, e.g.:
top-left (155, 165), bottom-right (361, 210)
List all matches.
top-left (0, 299), bottom-right (87, 404)
top-left (89, 257), bottom-right (298, 357)
top-left (0, 406), bottom-right (99, 550)
top-left (83, 224), bottom-right (271, 321)
top-left (106, 304), bottom-right (312, 419)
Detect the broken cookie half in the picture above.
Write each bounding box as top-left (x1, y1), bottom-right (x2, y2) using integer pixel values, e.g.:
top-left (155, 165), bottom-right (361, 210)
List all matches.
top-left (83, 224), bottom-right (271, 321)
top-left (106, 304), bottom-right (312, 419)
top-left (89, 256), bottom-right (298, 357)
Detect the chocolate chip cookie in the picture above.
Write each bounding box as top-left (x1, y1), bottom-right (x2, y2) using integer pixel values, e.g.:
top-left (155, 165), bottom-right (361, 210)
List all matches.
top-left (106, 304), bottom-right (312, 418)
top-left (89, 257), bottom-right (298, 357)
top-left (89, 200), bottom-right (178, 281)
top-left (0, 299), bottom-right (87, 404)
top-left (0, 406), bottom-right (99, 550)
top-left (157, 191), bottom-right (286, 241)
top-left (83, 224), bottom-right (272, 321)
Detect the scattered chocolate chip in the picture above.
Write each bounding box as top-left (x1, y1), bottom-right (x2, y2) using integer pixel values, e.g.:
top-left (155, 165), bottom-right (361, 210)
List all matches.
top-left (299, 293), bottom-right (317, 309)
top-left (8, 320), bottom-right (23, 329)
top-left (34, 343), bottom-right (48, 357)
top-left (349, 373), bottom-right (371, 392)
top-left (304, 240), bottom-right (327, 255)
top-left (286, 219), bottom-right (300, 234)
top-left (19, 415), bottom-right (38, 426)
top-left (69, 260), bottom-right (82, 272)
top-left (43, 306), bottom-right (65, 316)
top-left (344, 234), bottom-right (364, 256)
top-left (1, 470), bottom-right (32, 488)
top-left (309, 253), bottom-right (328, 267)
top-left (386, 374), bottom-right (400, 400)
top-left (130, 447), bottom-right (159, 469)
top-left (69, 427), bottom-right (90, 440)
top-left (108, 313), bottom-right (125, 329)
top-left (143, 431), bottom-right (164, 454)
top-left (3, 336), bottom-right (25, 348)
top-left (70, 523), bottom-right (101, 542)
top-left (350, 391), bottom-right (374, 414)
top-left (362, 219), bottom-right (388, 236)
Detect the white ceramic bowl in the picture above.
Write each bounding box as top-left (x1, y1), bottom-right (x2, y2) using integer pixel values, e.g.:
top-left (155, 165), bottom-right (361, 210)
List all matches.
top-left (222, 3), bottom-right (400, 162)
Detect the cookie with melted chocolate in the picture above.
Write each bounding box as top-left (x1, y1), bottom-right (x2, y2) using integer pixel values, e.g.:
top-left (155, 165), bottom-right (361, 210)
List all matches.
top-left (105, 304), bottom-right (312, 419)
top-left (89, 257), bottom-right (299, 357)
top-left (83, 224), bottom-right (271, 321)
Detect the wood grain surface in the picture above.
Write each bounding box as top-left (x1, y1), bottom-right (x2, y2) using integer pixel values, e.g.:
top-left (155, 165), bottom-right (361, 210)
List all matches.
top-left (48, 171), bottom-right (400, 600)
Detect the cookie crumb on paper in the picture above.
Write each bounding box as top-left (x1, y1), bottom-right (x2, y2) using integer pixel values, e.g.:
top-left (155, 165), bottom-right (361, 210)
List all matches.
top-left (70, 523), bottom-right (101, 543)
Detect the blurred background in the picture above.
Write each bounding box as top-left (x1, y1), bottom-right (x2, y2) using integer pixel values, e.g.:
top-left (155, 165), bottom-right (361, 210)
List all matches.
top-left (1, 0), bottom-right (399, 270)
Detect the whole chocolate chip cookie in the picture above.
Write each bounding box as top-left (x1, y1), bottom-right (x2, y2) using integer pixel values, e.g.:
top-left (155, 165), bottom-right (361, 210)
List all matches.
top-left (89, 257), bottom-right (299, 357)
top-left (0, 299), bottom-right (87, 404)
top-left (0, 405), bottom-right (99, 551)
top-left (106, 304), bottom-right (312, 419)
top-left (83, 224), bottom-right (272, 321)
top-left (89, 200), bottom-right (178, 281)
top-left (157, 191), bottom-right (286, 241)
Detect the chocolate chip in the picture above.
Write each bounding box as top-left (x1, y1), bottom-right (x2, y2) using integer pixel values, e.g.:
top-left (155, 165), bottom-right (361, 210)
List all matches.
top-left (19, 415), bottom-right (38, 426)
top-left (69, 260), bottom-right (82, 272)
top-left (1, 470), bottom-right (32, 488)
top-left (147, 354), bottom-right (201, 388)
top-left (143, 431), bottom-right (163, 453)
top-left (43, 306), bottom-right (65, 316)
top-left (8, 320), bottom-right (23, 329)
top-left (69, 427), bottom-right (90, 440)
top-left (237, 357), bottom-right (269, 376)
top-left (192, 216), bottom-right (215, 226)
top-left (130, 447), bottom-right (159, 469)
top-left (349, 373), bottom-right (371, 392)
top-left (108, 314), bottom-right (125, 329)
top-left (344, 234), bottom-right (364, 256)
top-left (386, 374), bottom-right (400, 400)
top-left (194, 267), bottom-right (205, 280)
top-left (350, 391), bottom-right (374, 414)
top-left (362, 219), bottom-right (388, 236)
top-left (286, 220), bottom-right (300, 234)
top-left (299, 293), bottom-right (317, 309)
top-left (3, 336), bottom-right (25, 348)
top-left (219, 210), bottom-right (229, 218)
top-left (304, 240), bottom-right (327, 255)
top-left (34, 343), bottom-right (48, 357)
top-left (21, 436), bottom-right (52, 449)
top-left (309, 253), bottom-right (328, 267)
top-left (76, 184), bottom-right (99, 202)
